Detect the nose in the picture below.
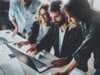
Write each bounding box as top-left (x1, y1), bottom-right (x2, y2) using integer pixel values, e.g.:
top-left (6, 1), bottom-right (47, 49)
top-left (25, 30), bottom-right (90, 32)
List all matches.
top-left (52, 18), bottom-right (56, 23)
top-left (41, 15), bottom-right (45, 19)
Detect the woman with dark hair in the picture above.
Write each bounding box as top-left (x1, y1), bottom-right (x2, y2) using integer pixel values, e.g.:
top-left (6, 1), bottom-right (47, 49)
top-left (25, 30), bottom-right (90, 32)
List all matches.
top-left (26, 0), bottom-right (83, 68)
top-left (17, 4), bottom-right (52, 48)
top-left (55, 0), bottom-right (100, 75)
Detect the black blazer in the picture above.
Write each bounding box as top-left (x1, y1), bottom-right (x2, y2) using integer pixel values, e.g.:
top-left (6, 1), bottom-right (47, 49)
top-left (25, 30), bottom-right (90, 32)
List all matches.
top-left (28, 21), bottom-right (40, 44)
top-left (37, 25), bottom-right (83, 63)
top-left (28, 21), bottom-right (52, 44)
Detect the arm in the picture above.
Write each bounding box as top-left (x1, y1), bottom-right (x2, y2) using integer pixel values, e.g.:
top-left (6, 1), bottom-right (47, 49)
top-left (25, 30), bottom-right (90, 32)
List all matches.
top-left (55, 24), bottom-right (97, 75)
top-left (9, 0), bottom-right (18, 37)
top-left (27, 25), bottom-right (54, 52)
top-left (28, 22), bottom-right (40, 44)
top-left (64, 58), bottom-right (78, 73)
top-left (51, 57), bottom-right (68, 67)
top-left (10, 20), bottom-right (19, 38)
top-left (36, 25), bottom-right (55, 52)
top-left (16, 41), bottom-right (31, 48)
top-left (52, 25), bottom-right (83, 68)
top-left (55, 58), bottom-right (78, 75)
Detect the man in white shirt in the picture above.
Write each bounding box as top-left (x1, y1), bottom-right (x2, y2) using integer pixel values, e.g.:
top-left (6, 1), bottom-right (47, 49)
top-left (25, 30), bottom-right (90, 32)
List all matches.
top-left (27, 1), bottom-right (83, 69)
top-left (9, 0), bottom-right (40, 38)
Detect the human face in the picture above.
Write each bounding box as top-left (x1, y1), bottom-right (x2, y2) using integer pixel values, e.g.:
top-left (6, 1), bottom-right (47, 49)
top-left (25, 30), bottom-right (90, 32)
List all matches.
top-left (63, 10), bottom-right (79, 25)
top-left (50, 11), bottom-right (65, 26)
top-left (40, 9), bottom-right (50, 24)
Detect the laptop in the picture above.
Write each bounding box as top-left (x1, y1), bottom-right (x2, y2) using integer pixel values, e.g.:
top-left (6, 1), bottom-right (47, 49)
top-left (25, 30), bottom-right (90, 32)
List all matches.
top-left (9, 46), bottom-right (56, 73)
top-left (0, 37), bottom-right (56, 73)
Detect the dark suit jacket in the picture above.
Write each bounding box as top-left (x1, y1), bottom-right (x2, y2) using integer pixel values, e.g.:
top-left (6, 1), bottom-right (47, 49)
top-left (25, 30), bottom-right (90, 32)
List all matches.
top-left (28, 21), bottom-right (40, 44)
top-left (37, 24), bottom-right (83, 64)
top-left (73, 11), bottom-right (100, 71)
top-left (28, 21), bottom-right (52, 44)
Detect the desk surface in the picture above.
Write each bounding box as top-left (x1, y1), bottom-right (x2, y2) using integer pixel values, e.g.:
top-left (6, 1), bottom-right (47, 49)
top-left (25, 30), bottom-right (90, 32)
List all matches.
top-left (0, 44), bottom-right (25, 75)
top-left (0, 30), bottom-right (87, 75)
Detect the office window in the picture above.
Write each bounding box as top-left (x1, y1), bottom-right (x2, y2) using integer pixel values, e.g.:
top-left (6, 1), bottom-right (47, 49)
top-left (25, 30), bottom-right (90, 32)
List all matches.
top-left (93, 0), bottom-right (100, 10)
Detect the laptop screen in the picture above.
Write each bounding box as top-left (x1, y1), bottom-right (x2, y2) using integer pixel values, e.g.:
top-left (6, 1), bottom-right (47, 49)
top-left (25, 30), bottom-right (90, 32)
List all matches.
top-left (9, 46), bottom-right (50, 73)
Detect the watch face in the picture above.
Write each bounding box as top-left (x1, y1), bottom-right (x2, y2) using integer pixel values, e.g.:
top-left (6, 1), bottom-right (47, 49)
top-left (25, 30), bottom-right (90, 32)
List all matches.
top-left (0, 37), bottom-right (7, 44)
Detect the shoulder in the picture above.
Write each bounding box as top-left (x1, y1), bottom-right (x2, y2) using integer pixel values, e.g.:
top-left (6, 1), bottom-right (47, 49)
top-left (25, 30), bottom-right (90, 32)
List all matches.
top-left (32, 21), bottom-right (40, 28)
top-left (31, 0), bottom-right (41, 5)
top-left (68, 25), bottom-right (82, 38)
top-left (10, 0), bottom-right (20, 4)
top-left (69, 24), bottom-right (82, 32)
top-left (10, 0), bottom-right (20, 7)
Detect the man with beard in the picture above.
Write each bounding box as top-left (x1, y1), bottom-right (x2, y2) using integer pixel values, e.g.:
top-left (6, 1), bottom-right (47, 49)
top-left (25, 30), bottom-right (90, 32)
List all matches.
top-left (27, 1), bottom-right (83, 68)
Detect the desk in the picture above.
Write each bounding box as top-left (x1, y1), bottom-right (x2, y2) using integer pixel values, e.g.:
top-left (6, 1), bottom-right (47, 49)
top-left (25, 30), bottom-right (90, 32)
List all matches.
top-left (0, 30), bottom-right (87, 75)
top-left (0, 44), bottom-right (42, 75)
top-left (0, 30), bottom-right (31, 55)
top-left (0, 44), bottom-right (25, 75)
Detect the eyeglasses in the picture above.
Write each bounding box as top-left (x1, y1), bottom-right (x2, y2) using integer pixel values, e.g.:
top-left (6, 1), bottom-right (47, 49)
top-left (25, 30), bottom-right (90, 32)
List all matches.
top-left (40, 13), bottom-right (48, 17)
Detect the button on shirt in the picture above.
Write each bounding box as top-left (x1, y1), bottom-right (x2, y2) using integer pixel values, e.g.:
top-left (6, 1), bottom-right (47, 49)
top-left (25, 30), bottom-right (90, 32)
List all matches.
top-left (9, 0), bottom-right (40, 33)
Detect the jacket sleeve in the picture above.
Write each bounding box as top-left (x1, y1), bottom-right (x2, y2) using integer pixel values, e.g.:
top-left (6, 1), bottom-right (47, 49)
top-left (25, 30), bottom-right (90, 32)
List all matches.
top-left (28, 22), bottom-right (39, 44)
top-left (72, 25), bottom-right (83, 53)
top-left (73, 24), bottom-right (97, 65)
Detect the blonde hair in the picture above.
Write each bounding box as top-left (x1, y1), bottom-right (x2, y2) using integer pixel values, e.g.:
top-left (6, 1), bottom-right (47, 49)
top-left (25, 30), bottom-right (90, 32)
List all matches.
top-left (35, 4), bottom-right (50, 24)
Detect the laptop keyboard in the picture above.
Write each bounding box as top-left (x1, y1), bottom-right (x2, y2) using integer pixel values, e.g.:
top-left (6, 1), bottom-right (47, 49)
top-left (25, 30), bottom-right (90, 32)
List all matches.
top-left (31, 57), bottom-right (46, 68)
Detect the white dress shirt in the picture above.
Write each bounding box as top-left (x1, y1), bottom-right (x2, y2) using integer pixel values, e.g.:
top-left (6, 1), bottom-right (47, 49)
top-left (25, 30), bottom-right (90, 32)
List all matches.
top-left (59, 28), bottom-right (66, 55)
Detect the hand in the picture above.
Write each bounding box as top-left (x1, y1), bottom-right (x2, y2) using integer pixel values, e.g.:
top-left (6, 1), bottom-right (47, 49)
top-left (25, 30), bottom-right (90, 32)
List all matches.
top-left (55, 71), bottom-right (68, 75)
top-left (26, 44), bottom-right (37, 53)
top-left (51, 57), bottom-right (67, 67)
top-left (55, 58), bottom-right (78, 75)
top-left (12, 28), bottom-right (18, 38)
top-left (16, 41), bottom-right (30, 48)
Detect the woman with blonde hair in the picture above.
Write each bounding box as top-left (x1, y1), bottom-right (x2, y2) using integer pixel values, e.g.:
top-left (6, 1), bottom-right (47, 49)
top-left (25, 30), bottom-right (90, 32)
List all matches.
top-left (17, 4), bottom-right (52, 50)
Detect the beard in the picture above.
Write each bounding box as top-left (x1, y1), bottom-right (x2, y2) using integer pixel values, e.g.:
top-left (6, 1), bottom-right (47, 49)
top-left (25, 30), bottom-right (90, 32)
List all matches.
top-left (55, 17), bottom-right (66, 27)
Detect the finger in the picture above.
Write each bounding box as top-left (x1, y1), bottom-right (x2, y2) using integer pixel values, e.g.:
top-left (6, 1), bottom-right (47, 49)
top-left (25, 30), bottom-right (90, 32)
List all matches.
top-left (52, 61), bottom-right (59, 67)
top-left (26, 47), bottom-right (34, 53)
top-left (53, 60), bottom-right (63, 67)
top-left (51, 60), bottom-right (59, 64)
top-left (13, 30), bottom-right (17, 38)
top-left (54, 62), bottom-right (61, 67)
top-left (55, 72), bottom-right (60, 75)
top-left (16, 43), bottom-right (22, 48)
top-left (56, 60), bottom-right (65, 67)
top-left (12, 32), bottom-right (15, 38)
top-left (19, 42), bottom-right (25, 45)
top-left (26, 48), bottom-right (32, 53)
